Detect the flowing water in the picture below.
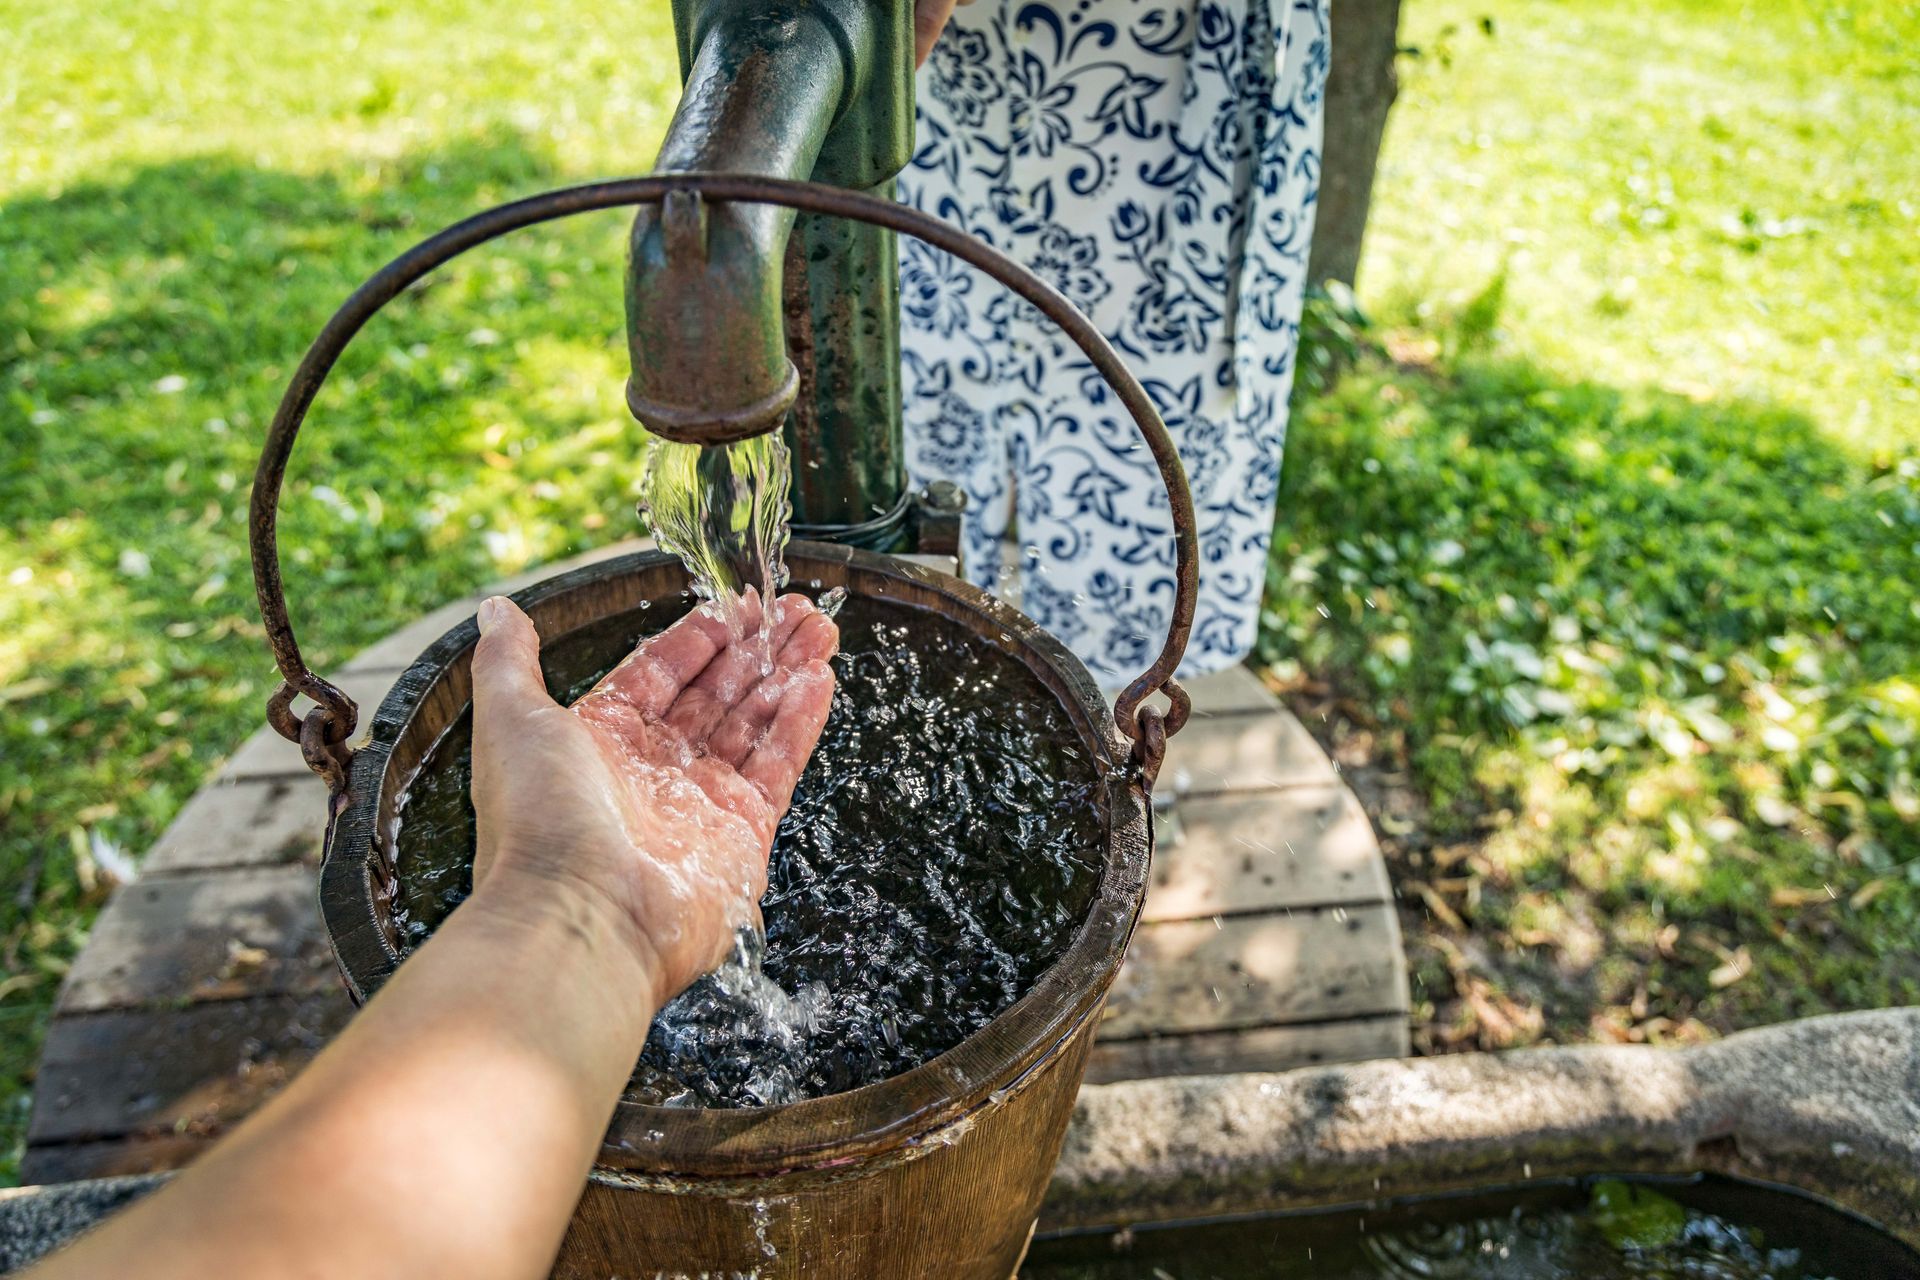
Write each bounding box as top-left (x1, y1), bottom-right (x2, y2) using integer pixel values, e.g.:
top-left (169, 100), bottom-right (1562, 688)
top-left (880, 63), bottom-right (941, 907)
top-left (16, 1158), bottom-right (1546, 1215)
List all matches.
top-left (638, 435), bottom-right (793, 674)
top-left (390, 591), bottom-right (1106, 1107)
top-left (1019, 1176), bottom-right (1920, 1280)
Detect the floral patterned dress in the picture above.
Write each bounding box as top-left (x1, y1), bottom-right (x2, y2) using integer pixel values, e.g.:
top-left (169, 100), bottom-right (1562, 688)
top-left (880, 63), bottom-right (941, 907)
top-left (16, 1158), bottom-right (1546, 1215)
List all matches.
top-left (900, 0), bottom-right (1329, 684)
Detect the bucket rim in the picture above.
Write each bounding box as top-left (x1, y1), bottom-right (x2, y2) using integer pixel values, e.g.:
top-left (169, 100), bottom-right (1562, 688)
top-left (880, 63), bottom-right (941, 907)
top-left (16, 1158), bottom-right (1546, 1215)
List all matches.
top-left (318, 541), bottom-right (1152, 1176)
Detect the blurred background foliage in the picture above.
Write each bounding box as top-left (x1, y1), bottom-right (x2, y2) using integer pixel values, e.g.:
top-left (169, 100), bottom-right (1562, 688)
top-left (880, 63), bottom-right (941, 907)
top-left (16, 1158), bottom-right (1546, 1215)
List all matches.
top-left (1267, 0), bottom-right (1918, 1050)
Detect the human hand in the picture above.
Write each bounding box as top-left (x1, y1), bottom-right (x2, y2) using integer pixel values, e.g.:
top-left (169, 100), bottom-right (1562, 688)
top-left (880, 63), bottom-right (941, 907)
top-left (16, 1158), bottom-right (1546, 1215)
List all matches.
top-left (913, 0), bottom-right (975, 66)
top-left (466, 592), bottom-right (838, 1004)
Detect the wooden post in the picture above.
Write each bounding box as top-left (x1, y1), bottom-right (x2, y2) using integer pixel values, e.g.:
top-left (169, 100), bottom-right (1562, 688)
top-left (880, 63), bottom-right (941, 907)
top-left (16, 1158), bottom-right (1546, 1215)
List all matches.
top-left (1308, 0), bottom-right (1404, 289)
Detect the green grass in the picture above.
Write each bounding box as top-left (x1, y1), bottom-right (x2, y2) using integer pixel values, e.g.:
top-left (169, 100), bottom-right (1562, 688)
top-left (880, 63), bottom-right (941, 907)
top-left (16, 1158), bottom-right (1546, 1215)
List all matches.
top-left (0, 0), bottom-right (680, 1181)
top-left (1260, 0), bottom-right (1919, 1048)
top-left (1362, 0), bottom-right (1920, 456)
top-left (0, 0), bottom-right (1914, 1183)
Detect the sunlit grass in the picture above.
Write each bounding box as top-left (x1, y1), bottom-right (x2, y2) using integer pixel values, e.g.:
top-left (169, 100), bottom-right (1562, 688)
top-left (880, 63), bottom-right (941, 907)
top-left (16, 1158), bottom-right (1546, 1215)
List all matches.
top-left (0, 0), bottom-right (678, 1182)
top-left (1259, 0), bottom-right (1917, 1051)
top-left (1364, 0), bottom-right (1920, 455)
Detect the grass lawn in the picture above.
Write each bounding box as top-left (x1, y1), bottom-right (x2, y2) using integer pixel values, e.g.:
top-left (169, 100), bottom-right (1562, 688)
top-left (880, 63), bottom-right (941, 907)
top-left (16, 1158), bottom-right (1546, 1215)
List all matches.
top-left (0, 0), bottom-right (682, 1180)
top-left (0, 0), bottom-right (1914, 1182)
top-left (1262, 0), bottom-right (1919, 1049)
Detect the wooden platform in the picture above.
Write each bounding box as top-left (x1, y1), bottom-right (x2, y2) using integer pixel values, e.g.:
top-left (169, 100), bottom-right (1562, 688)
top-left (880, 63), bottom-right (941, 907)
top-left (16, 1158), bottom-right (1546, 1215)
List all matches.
top-left (20, 547), bottom-right (1406, 1184)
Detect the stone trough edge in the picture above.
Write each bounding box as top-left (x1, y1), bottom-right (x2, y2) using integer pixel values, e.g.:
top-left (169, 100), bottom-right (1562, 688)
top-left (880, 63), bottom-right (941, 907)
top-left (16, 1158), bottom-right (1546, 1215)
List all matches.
top-left (1043, 1006), bottom-right (1920, 1247)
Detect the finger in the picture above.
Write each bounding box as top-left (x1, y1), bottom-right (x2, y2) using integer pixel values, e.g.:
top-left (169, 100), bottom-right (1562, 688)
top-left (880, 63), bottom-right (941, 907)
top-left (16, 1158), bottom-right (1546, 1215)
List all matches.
top-left (471, 597), bottom-right (553, 725)
top-left (914, 0), bottom-right (959, 64)
top-left (588, 599), bottom-right (738, 716)
top-left (741, 658), bottom-right (837, 810)
top-left (661, 590), bottom-right (807, 744)
top-left (708, 611), bottom-right (841, 768)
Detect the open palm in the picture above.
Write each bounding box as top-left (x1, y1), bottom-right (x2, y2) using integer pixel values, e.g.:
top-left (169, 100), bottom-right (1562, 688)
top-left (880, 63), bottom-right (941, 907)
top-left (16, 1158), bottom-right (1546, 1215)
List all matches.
top-left (469, 591), bottom-right (838, 1001)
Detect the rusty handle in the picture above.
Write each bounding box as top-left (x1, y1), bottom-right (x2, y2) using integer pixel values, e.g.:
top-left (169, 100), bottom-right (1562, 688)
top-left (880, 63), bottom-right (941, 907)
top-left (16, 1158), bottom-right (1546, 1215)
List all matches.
top-left (250, 175), bottom-right (1195, 792)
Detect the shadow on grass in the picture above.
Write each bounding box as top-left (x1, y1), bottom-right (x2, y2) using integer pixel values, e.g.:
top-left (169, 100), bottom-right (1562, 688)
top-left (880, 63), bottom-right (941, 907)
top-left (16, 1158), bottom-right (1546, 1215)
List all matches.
top-left (1265, 338), bottom-right (1920, 1048)
top-left (0, 131), bottom-right (646, 1181)
top-left (3, 126), bottom-right (644, 656)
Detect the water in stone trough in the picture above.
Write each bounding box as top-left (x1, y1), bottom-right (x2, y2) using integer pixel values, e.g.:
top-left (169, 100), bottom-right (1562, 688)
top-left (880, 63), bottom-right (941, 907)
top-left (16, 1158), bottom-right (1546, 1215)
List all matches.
top-left (1020, 1176), bottom-right (1920, 1280)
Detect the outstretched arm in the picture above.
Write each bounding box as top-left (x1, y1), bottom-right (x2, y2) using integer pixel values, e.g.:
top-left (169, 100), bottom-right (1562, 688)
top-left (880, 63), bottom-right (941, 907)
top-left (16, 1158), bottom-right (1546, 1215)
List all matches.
top-left (31, 592), bottom-right (837, 1280)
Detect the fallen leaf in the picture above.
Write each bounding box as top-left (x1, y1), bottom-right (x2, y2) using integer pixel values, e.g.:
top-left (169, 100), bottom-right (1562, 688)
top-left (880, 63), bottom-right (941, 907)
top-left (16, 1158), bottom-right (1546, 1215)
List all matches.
top-left (1409, 880), bottom-right (1466, 932)
top-left (1850, 879), bottom-right (1888, 910)
top-left (224, 940), bottom-right (271, 977)
top-left (89, 830), bottom-right (138, 888)
top-left (1708, 946), bottom-right (1752, 989)
top-left (135, 740), bottom-right (191, 772)
top-left (0, 677), bottom-right (54, 705)
top-left (0, 973), bottom-right (42, 1002)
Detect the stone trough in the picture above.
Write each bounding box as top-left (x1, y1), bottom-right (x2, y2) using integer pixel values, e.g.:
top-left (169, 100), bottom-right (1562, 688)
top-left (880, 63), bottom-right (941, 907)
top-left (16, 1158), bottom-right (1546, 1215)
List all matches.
top-left (7, 1007), bottom-right (1915, 1271)
top-left (1041, 1007), bottom-right (1920, 1247)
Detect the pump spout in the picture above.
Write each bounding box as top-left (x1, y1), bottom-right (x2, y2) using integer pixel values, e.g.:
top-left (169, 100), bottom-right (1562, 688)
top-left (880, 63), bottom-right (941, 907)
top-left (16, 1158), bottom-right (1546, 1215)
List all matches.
top-left (627, 0), bottom-right (910, 453)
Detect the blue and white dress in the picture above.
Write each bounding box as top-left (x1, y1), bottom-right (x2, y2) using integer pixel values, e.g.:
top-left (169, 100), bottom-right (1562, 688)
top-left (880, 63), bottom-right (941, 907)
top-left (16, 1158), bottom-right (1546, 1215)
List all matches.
top-left (900, 0), bottom-right (1329, 685)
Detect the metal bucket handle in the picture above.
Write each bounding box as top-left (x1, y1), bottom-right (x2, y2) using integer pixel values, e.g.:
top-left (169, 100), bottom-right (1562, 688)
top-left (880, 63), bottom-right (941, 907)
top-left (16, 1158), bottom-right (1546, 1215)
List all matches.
top-left (248, 175), bottom-right (1196, 797)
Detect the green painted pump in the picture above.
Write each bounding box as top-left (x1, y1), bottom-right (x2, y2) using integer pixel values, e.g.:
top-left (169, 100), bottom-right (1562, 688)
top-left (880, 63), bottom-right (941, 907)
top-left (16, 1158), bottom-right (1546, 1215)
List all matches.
top-left (625, 0), bottom-right (953, 550)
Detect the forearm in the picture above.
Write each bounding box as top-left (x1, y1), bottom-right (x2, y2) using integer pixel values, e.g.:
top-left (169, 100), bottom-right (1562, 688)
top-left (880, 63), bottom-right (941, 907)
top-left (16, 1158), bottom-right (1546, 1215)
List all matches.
top-left (33, 873), bottom-right (656, 1280)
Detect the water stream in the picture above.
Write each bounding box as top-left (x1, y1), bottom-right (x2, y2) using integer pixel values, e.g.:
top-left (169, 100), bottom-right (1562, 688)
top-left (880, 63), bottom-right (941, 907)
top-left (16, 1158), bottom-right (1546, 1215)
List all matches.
top-left (632, 434), bottom-right (803, 1092)
top-left (639, 435), bottom-right (793, 674)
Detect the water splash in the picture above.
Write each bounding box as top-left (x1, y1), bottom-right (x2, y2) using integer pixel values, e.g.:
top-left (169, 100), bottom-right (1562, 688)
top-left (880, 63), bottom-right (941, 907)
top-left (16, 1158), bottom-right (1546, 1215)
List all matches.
top-left (391, 590), bottom-right (1105, 1111)
top-left (631, 928), bottom-right (829, 1108)
top-left (632, 599), bottom-right (1102, 1107)
top-left (638, 434), bottom-right (793, 673)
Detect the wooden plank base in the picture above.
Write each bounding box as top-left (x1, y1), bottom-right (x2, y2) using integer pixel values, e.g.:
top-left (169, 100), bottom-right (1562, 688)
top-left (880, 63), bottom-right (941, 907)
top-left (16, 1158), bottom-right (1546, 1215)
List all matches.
top-left (55, 866), bottom-right (338, 1015)
top-left (28, 995), bottom-right (351, 1147)
top-left (1099, 906), bottom-right (1406, 1039)
top-left (1144, 787), bottom-right (1391, 922)
top-left (141, 777), bottom-right (329, 875)
top-left (24, 561), bottom-right (1407, 1182)
top-left (1085, 1016), bottom-right (1409, 1085)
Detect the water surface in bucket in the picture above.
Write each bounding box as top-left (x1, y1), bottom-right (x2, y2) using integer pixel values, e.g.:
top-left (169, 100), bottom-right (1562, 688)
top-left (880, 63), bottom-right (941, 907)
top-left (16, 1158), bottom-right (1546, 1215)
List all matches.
top-left (391, 591), bottom-right (1106, 1107)
top-left (1020, 1176), bottom-right (1920, 1280)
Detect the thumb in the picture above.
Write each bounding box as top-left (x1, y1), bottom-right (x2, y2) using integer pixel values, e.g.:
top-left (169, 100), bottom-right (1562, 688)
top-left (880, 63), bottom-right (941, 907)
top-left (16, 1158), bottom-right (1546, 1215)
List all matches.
top-left (472, 596), bottom-right (552, 723)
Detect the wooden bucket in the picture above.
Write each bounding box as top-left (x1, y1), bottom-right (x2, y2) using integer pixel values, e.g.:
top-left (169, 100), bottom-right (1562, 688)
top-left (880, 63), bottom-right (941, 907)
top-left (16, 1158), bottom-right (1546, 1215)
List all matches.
top-left (318, 542), bottom-right (1153, 1279)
